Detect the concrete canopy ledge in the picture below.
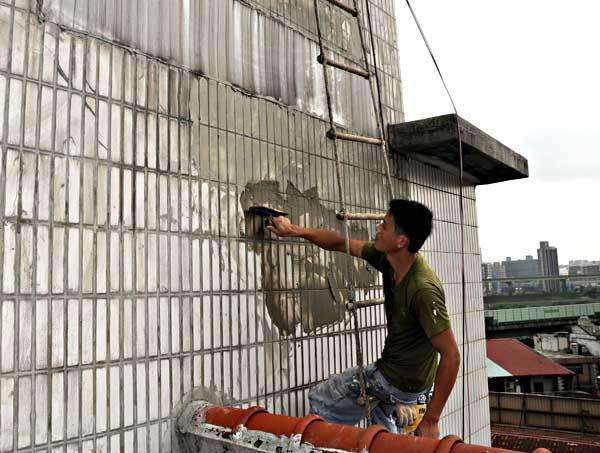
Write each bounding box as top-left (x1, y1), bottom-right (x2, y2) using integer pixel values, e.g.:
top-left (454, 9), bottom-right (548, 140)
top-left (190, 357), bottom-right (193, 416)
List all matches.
top-left (388, 114), bottom-right (529, 185)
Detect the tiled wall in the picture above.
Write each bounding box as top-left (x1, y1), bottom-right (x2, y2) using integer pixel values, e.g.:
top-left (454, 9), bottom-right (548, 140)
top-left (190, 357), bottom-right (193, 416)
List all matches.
top-left (40, 0), bottom-right (403, 136)
top-left (407, 161), bottom-right (490, 444)
top-left (0, 0), bottom-right (489, 451)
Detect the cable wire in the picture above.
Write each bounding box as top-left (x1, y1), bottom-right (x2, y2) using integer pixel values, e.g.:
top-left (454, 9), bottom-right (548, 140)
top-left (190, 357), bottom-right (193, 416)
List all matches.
top-left (403, 0), bottom-right (472, 441)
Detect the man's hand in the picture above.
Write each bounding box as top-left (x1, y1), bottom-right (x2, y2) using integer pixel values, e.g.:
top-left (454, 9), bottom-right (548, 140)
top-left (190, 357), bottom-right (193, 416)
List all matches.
top-left (415, 417), bottom-right (439, 439)
top-left (394, 403), bottom-right (417, 427)
top-left (265, 217), bottom-right (365, 256)
top-left (266, 216), bottom-right (299, 237)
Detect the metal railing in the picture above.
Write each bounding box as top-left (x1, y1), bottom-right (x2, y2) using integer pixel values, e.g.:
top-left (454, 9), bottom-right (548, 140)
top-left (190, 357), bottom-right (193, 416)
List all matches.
top-left (489, 392), bottom-right (600, 434)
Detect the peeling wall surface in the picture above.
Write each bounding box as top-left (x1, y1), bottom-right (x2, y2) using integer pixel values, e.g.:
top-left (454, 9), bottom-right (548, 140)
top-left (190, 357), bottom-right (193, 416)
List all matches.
top-left (0, 0), bottom-right (489, 452)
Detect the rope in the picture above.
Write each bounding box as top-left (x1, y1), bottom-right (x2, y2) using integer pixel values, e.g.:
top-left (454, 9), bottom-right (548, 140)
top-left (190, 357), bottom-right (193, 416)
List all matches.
top-left (311, 0), bottom-right (372, 425)
top-left (403, 0), bottom-right (471, 441)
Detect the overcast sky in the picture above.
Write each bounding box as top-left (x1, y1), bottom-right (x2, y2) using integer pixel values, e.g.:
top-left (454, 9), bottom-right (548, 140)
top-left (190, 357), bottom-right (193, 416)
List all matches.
top-left (394, 0), bottom-right (600, 264)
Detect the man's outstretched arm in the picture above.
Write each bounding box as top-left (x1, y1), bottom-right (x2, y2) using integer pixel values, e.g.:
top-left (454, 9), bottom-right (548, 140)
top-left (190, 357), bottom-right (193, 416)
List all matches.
top-left (266, 216), bottom-right (365, 258)
top-left (416, 328), bottom-right (460, 439)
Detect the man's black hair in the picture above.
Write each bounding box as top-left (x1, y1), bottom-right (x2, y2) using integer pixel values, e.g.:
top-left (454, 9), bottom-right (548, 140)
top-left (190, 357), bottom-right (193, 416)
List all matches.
top-left (388, 199), bottom-right (433, 253)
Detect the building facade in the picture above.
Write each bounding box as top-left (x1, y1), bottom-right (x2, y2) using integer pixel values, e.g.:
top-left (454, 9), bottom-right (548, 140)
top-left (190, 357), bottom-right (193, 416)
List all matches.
top-left (569, 260), bottom-right (600, 276)
top-left (0, 1), bottom-right (524, 451)
top-left (538, 241), bottom-right (560, 293)
top-left (486, 339), bottom-right (573, 394)
top-left (482, 261), bottom-right (506, 295)
top-left (502, 255), bottom-right (541, 293)
top-left (503, 256), bottom-right (539, 278)
top-left (534, 332), bottom-right (600, 394)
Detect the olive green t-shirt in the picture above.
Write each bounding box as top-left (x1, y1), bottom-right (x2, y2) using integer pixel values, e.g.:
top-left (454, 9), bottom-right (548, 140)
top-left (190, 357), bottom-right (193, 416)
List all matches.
top-left (362, 242), bottom-right (451, 392)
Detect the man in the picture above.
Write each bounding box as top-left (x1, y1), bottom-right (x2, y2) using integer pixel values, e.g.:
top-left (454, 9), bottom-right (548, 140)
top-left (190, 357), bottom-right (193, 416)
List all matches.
top-left (267, 199), bottom-right (460, 438)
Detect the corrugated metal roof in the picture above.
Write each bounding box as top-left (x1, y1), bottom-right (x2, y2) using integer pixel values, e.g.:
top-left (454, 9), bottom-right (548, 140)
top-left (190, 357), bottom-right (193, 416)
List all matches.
top-left (486, 339), bottom-right (575, 377)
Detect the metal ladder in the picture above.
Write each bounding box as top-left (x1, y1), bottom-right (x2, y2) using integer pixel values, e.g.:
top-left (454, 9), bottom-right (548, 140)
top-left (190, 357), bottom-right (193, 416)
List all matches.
top-left (311, 0), bottom-right (396, 425)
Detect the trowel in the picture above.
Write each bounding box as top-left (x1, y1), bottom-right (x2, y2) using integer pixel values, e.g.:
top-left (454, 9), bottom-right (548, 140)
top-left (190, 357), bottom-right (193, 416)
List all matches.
top-left (247, 205), bottom-right (288, 238)
top-left (247, 206), bottom-right (288, 218)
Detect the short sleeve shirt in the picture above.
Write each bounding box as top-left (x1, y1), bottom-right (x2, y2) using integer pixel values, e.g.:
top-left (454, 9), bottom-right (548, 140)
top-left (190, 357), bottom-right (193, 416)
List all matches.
top-left (362, 242), bottom-right (451, 392)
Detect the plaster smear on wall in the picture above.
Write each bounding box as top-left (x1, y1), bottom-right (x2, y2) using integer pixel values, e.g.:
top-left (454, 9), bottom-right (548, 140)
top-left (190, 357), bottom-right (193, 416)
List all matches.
top-left (239, 180), bottom-right (377, 336)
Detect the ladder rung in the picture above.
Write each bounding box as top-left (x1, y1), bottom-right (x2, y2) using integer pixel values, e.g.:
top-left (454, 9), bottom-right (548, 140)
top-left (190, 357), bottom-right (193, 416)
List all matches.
top-left (323, 0), bottom-right (358, 16)
top-left (336, 210), bottom-right (385, 221)
top-left (327, 128), bottom-right (383, 145)
top-left (346, 298), bottom-right (385, 310)
top-left (317, 54), bottom-right (370, 79)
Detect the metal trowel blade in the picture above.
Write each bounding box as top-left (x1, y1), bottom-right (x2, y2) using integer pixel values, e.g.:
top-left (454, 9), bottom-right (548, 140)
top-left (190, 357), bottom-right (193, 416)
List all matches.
top-left (247, 206), bottom-right (288, 217)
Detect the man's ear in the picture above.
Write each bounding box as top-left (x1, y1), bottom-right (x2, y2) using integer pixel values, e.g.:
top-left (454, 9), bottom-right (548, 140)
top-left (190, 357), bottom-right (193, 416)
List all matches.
top-left (396, 234), bottom-right (409, 250)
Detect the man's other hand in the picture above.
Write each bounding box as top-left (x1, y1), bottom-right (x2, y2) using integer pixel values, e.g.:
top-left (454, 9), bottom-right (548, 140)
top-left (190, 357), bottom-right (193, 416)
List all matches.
top-left (394, 403), bottom-right (417, 427)
top-left (415, 417), bottom-right (439, 439)
top-left (266, 216), bottom-right (298, 237)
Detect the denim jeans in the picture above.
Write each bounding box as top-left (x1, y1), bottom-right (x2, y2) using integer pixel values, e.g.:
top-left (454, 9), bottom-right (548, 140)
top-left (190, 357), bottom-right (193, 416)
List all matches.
top-left (308, 363), bottom-right (431, 434)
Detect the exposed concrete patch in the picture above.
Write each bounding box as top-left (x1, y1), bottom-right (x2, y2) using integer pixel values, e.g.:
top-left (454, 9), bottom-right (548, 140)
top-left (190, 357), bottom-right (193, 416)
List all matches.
top-left (240, 180), bottom-right (377, 335)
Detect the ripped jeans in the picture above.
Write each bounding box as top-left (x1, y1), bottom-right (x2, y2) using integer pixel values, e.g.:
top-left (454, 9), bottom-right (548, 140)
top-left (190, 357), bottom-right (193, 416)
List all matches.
top-left (308, 363), bottom-right (431, 434)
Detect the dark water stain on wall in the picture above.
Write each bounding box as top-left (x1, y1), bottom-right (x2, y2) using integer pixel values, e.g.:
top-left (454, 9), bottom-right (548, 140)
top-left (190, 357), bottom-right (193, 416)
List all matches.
top-left (240, 180), bottom-right (378, 336)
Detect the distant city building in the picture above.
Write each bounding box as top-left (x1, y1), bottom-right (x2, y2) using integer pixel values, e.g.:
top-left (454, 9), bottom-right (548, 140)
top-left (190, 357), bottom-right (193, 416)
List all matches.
top-left (483, 241), bottom-right (571, 295)
top-left (569, 260), bottom-right (600, 276)
top-left (503, 255), bottom-right (541, 293)
top-left (504, 255), bottom-right (539, 278)
top-left (482, 261), bottom-right (506, 295)
top-left (538, 241), bottom-right (561, 293)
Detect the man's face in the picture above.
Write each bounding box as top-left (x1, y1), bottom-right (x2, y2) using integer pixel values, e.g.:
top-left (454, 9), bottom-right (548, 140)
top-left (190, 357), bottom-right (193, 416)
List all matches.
top-left (374, 212), bottom-right (408, 253)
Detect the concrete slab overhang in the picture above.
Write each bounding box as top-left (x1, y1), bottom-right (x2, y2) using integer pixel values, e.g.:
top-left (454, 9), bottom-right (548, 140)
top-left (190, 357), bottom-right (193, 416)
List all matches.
top-left (388, 114), bottom-right (529, 185)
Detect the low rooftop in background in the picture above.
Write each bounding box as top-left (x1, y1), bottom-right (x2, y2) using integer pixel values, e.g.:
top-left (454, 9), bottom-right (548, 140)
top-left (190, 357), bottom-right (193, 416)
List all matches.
top-left (492, 424), bottom-right (600, 453)
top-left (388, 114), bottom-right (528, 185)
top-left (487, 339), bottom-right (574, 377)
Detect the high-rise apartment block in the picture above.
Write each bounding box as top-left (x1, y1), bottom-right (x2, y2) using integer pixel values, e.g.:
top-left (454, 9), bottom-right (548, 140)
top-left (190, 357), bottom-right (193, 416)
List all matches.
top-left (538, 241), bottom-right (561, 292)
top-left (483, 243), bottom-right (566, 295)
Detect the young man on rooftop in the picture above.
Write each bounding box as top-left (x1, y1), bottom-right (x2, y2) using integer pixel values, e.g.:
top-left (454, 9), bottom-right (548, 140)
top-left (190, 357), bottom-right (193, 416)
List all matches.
top-left (267, 199), bottom-right (460, 439)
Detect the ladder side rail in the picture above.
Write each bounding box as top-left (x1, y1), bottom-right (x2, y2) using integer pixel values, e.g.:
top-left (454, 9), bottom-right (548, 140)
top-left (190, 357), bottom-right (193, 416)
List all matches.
top-left (351, 0), bottom-right (395, 199)
top-left (312, 0), bottom-right (373, 425)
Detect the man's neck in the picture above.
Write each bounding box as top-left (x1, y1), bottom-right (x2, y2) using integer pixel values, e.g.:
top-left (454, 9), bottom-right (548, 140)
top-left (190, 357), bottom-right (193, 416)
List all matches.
top-left (386, 250), bottom-right (417, 284)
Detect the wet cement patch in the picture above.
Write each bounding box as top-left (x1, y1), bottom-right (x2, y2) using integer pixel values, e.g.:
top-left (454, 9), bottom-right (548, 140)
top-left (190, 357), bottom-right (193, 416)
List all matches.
top-left (240, 180), bottom-right (378, 336)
